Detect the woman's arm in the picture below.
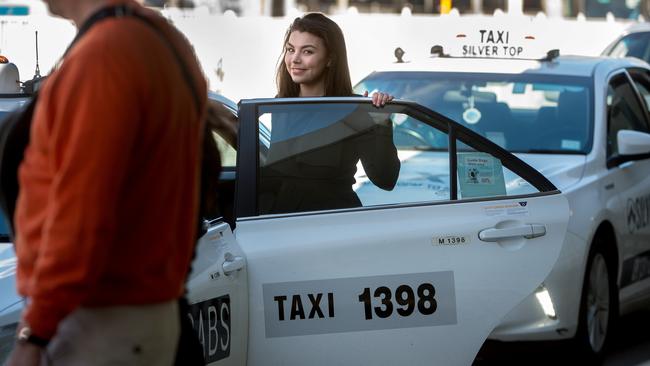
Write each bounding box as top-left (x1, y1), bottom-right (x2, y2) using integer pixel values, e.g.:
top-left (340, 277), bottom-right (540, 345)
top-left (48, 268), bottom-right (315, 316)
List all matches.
top-left (357, 122), bottom-right (401, 191)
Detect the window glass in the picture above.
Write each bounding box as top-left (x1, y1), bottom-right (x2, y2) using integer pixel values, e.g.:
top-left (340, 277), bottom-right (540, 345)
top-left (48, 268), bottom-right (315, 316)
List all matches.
top-left (634, 80), bottom-right (650, 113)
top-left (0, 214), bottom-right (10, 241)
top-left (608, 33), bottom-right (650, 62)
top-left (213, 131), bottom-right (236, 168)
top-left (584, 0), bottom-right (641, 19)
top-left (607, 75), bottom-right (650, 156)
top-left (630, 72), bottom-right (650, 130)
top-left (355, 72), bottom-right (592, 154)
top-left (255, 103), bottom-right (540, 215)
top-left (456, 144), bottom-right (536, 199)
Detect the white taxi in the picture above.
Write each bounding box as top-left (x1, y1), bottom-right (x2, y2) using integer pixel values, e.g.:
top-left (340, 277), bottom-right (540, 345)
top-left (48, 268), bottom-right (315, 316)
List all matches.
top-left (186, 89), bottom-right (574, 365)
top-left (0, 91), bottom-right (573, 365)
top-left (354, 28), bottom-right (650, 361)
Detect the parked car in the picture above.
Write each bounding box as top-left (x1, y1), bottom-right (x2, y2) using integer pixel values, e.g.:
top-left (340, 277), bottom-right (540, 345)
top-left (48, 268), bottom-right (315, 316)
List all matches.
top-left (0, 55), bottom-right (34, 364)
top-left (603, 23), bottom-right (650, 64)
top-left (354, 28), bottom-right (650, 361)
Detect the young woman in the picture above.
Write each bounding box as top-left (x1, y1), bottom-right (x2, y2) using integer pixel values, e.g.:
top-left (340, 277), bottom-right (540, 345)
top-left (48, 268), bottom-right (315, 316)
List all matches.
top-left (276, 12), bottom-right (392, 105)
top-left (260, 13), bottom-right (401, 214)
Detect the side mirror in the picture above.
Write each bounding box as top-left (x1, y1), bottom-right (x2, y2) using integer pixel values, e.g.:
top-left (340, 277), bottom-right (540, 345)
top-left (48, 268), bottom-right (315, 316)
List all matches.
top-left (617, 129), bottom-right (650, 156)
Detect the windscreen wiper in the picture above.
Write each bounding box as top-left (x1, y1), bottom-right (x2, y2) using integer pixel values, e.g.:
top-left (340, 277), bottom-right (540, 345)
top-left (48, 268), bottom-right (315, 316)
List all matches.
top-left (522, 149), bottom-right (583, 154)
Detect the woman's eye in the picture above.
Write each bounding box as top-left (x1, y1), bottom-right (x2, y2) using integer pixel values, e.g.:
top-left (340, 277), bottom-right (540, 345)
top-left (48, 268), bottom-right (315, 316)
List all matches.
top-left (304, 50), bottom-right (313, 55)
top-left (286, 48), bottom-right (294, 53)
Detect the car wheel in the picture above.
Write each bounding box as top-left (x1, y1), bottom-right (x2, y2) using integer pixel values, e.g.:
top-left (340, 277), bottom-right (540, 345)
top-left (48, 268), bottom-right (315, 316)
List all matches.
top-left (573, 241), bottom-right (617, 362)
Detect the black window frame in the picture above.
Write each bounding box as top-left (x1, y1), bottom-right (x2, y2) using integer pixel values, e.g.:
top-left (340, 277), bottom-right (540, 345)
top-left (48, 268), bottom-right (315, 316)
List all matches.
top-left (606, 71), bottom-right (650, 168)
top-left (235, 98), bottom-right (558, 219)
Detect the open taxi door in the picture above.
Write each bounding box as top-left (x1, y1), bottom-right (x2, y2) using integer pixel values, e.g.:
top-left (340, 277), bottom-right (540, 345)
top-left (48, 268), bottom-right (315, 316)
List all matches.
top-left (231, 98), bottom-right (569, 365)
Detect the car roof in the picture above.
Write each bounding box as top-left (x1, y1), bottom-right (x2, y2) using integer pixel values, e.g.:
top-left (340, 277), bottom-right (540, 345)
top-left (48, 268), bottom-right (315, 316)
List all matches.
top-left (620, 22), bottom-right (650, 35)
top-left (370, 54), bottom-right (648, 78)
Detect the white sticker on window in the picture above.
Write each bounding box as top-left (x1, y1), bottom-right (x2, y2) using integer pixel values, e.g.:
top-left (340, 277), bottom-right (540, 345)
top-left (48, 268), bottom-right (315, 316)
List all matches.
top-left (561, 139), bottom-right (581, 150)
top-left (458, 152), bottom-right (506, 198)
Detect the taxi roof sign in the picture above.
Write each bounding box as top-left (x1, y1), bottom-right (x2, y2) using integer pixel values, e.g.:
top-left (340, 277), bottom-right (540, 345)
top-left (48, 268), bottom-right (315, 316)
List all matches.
top-left (442, 26), bottom-right (553, 60)
top-left (427, 44), bottom-right (560, 62)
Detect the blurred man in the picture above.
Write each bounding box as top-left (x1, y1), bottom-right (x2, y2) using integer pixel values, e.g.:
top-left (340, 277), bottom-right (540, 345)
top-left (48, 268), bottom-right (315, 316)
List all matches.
top-left (7, 0), bottom-right (207, 364)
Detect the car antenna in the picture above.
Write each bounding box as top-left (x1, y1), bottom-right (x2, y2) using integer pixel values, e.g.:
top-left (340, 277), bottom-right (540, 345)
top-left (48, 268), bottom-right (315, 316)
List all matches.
top-left (541, 49), bottom-right (560, 62)
top-left (430, 45), bottom-right (448, 58)
top-left (33, 31), bottom-right (41, 79)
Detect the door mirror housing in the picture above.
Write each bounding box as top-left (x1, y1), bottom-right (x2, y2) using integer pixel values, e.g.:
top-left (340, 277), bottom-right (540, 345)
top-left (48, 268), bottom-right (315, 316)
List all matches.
top-left (607, 129), bottom-right (650, 168)
top-left (617, 129), bottom-right (650, 156)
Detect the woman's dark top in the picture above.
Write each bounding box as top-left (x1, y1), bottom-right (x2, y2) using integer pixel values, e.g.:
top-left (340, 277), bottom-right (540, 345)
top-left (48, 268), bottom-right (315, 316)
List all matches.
top-left (259, 104), bottom-right (400, 214)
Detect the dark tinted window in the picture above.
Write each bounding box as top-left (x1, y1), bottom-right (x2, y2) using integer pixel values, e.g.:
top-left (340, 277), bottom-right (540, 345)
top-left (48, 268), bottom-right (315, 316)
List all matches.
top-left (254, 102), bottom-right (540, 216)
top-left (607, 74), bottom-right (650, 156)
top-left (585, 0), bottom-right (640, 19)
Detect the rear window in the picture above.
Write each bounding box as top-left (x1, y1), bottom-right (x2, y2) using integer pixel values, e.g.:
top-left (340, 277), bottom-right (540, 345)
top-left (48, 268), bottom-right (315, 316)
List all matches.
top-left (355, 72), bottom-right (593, 154)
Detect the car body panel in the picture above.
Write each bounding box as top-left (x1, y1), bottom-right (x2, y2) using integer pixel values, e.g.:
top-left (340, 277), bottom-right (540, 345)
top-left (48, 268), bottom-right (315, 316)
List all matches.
top-left (238, 194), bottom-right (569, 365)
top-left (219, 98), bottom-right (571, 364)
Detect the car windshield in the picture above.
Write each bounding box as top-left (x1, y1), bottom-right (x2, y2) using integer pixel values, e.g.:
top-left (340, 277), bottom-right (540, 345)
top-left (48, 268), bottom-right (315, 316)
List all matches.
top-left (355, 72), bottom-right (593, 154)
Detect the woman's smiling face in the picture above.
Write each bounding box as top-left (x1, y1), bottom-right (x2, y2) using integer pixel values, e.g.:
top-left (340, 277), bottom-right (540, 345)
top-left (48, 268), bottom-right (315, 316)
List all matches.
top-left (284, 31), bottom-right (329, 93)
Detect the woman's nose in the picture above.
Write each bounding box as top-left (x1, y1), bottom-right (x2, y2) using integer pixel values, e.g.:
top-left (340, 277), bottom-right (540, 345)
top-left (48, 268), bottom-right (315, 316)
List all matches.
top-left (291, 53), bottom-right (301, 63)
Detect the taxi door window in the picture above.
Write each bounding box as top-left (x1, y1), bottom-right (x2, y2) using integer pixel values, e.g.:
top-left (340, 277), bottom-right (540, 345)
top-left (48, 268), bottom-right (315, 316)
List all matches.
top-left (254, 102), bottom-right (541, 216)
top-left (607, 74), bottom-right (650, 157)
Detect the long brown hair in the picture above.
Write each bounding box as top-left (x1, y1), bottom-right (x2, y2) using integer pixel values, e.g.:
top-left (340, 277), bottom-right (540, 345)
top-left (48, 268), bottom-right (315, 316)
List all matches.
top-left (275, 13), bottom-right (353, 97)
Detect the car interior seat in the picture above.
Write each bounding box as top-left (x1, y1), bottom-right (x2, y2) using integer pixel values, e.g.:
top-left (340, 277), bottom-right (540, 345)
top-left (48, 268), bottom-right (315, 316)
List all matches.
top-left (472, 102), bottom-right (512, 148)
top-left (551, 90), bottom-right (589, 151)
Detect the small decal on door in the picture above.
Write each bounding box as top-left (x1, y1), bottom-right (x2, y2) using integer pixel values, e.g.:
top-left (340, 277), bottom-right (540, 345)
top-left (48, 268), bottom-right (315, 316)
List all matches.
top-left (432, 235), bottom-right (471, 246)
top-left (263, 272), bottom-right (457, 338)
top-left (484, 201), bottom-right (530, 217)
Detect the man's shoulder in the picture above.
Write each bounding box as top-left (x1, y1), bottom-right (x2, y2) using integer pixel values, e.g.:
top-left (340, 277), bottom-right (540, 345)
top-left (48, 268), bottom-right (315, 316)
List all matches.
top-left (88, 15), bottom-right (166, 48)
top-left (65, 16), bottom-right (176, 72)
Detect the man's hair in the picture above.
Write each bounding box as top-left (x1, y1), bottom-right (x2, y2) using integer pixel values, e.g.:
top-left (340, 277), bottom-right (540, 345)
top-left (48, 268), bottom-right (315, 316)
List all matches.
top-left (275, 13), bottom-right (353, 97)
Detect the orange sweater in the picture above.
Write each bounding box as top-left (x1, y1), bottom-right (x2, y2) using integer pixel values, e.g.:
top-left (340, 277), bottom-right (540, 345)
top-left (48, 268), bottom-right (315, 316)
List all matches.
top-left (14, 2), bottom-right (207, 339)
